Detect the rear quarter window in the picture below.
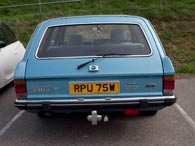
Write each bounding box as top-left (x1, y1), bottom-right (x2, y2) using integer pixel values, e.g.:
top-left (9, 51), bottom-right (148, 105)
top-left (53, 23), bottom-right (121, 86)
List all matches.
top-left (37, 24), bottom-right (151, 58)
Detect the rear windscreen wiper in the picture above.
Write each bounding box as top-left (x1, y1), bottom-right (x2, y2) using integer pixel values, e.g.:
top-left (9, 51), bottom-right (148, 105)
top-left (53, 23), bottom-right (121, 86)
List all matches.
top-left (77, 53), bottom-right (129, 70)
top-left (77, 57), bottom-right (100, 70)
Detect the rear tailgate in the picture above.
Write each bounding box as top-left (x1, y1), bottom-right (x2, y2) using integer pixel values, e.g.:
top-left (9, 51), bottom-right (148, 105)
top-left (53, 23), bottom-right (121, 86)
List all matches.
top-left (26, 56), bottom-right (163, 100)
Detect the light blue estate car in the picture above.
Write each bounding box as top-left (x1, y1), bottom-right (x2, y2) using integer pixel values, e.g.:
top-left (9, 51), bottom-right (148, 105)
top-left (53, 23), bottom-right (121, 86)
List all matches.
top-left (14, 15), bottom-right (176, 125)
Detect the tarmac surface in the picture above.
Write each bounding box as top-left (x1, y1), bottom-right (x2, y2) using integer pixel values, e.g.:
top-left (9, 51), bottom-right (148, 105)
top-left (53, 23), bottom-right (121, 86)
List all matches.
top-left (0, 76), bottom-right (195, 146)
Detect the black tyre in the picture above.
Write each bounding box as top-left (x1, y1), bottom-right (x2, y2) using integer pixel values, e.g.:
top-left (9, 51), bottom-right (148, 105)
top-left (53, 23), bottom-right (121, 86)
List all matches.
top-left (37, 111), bottom-right (47, 119)
top-left (140, 110), bottom-right (158, 116)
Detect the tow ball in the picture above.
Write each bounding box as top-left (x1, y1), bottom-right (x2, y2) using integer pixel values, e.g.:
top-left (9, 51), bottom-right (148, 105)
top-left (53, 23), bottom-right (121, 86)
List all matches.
top-left (87, 110), bottom-right (109, 125)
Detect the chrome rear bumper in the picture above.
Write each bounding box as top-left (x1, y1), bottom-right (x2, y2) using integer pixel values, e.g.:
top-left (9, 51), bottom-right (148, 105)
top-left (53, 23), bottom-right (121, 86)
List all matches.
top-left (15, 96), bottom-right (176, 111)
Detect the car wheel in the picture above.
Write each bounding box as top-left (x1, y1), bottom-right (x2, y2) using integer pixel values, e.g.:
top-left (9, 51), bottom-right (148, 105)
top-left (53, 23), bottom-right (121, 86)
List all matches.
top-left (140, 110), bottom-right (158, 116)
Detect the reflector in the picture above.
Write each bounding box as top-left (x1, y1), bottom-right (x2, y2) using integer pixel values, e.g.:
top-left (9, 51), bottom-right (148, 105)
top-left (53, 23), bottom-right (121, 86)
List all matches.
top-left (125, 109), bottom-right (139, 115)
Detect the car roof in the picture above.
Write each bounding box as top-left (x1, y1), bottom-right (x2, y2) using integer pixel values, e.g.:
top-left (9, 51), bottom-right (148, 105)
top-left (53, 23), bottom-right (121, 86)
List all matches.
top-left (39, 15), bottom-right (147, 27)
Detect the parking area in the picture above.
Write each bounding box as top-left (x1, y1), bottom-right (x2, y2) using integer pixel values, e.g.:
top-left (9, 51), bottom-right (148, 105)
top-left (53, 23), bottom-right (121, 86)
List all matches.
top-left (0, 76), bottom-right (195, 146)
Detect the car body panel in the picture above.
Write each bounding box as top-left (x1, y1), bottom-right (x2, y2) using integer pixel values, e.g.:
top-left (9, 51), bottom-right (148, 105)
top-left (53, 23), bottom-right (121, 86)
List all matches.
top-left (14, 15), bottom-right (176, 113)
top-left (0, 22), bottom-right (25, 89)
top-left (25, 56), bottom-right (163, 99)
top-left (26, 56), bottom-right (163, 78)
top-left (0, 41), bottom-right (25, 88)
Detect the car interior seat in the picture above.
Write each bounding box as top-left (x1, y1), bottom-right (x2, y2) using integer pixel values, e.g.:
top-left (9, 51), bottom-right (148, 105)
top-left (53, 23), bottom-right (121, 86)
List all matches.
top-left (67, 35), bottom-right (83, 45)
top-left (110, 29), bottom-right (126, 42)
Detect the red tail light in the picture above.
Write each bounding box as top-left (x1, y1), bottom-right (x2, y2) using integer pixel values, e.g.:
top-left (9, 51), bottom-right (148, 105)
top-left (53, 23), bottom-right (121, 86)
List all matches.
top-left (14, 79), bottom-right (26, 99)
top-left (163, 75), bottom-right (175, 95)
top-left (163, 75), bottom-right (175, 89)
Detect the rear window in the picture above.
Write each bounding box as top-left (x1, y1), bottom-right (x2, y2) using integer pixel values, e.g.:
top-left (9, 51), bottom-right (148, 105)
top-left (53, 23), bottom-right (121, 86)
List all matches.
top-left (37, 24), bottom-right (151, 58)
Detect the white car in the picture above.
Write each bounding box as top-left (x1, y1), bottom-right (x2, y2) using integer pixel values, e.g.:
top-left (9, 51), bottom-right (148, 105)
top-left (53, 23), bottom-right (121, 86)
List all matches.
top-left (0, 22), bottom-right (25, 89)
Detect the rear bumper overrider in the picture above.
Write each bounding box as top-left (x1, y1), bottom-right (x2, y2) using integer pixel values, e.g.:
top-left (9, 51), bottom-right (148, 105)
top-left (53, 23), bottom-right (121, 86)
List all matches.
top-left (15, 96), bottom-right (176, 111)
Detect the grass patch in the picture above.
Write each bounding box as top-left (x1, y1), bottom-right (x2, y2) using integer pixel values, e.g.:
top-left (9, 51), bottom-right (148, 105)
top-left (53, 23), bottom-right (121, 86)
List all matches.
top-left (177, 63), bottom-right (195, 73)
top-left (0, 0), bottom-right (195, 73)
top-left (154, 20), bottom-right (195, 73)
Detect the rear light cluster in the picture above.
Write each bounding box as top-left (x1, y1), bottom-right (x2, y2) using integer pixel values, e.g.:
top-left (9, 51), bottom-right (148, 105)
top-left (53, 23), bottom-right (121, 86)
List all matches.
top-left (163, 75), bottom-right (175, 96)
top-left (14, 79), bottom-right (26, 100)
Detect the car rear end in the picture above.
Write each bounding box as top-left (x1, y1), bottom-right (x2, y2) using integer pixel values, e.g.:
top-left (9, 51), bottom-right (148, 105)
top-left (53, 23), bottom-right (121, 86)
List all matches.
top-left (14, 16), bottom-right (176, 124)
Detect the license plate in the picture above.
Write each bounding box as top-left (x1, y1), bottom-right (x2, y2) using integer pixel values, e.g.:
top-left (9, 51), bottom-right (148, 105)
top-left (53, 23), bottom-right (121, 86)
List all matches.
top-left (69, 81), bottom-right (120, 94)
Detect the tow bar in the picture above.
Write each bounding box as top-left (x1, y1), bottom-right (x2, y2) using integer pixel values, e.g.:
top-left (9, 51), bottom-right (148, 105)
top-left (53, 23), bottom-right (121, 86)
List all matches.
top-left (87, 110), bottom-right (109, 125)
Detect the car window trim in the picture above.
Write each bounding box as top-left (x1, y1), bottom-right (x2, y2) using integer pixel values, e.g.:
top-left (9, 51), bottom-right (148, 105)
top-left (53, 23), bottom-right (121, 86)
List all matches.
top-left (35, 22), bottom-right (153, 60)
